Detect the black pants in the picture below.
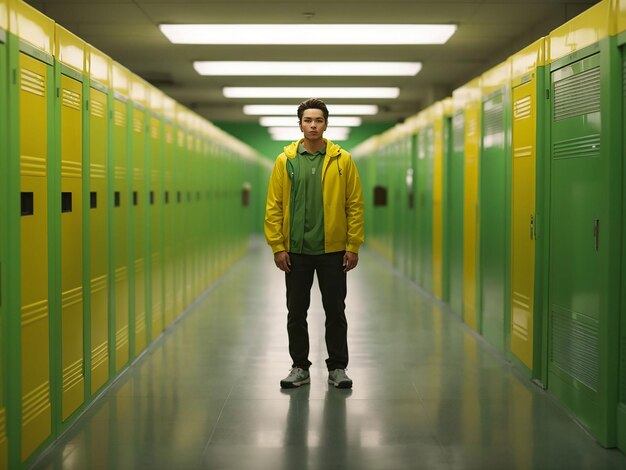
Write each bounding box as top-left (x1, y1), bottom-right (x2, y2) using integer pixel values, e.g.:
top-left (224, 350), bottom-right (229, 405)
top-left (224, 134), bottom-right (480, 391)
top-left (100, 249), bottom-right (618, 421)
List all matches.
top-left (286, 251), bottom-right (348, 371)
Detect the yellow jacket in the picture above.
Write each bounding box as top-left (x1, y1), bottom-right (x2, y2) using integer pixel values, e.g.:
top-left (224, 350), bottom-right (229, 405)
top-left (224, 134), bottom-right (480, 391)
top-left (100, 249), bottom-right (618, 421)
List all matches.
top-left (265, 139), bottom-right (364, 254)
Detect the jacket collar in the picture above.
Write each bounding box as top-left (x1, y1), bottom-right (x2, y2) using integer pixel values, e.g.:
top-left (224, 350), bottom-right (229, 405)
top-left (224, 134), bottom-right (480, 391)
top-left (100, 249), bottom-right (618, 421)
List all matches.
top-left (284, 138), bottom-right (341, 159)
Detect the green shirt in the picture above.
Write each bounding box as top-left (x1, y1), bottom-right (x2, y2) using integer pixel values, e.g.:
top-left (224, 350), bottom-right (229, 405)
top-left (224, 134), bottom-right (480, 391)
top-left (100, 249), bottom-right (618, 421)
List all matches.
top-left (288, 143), bottom-right (325, 254)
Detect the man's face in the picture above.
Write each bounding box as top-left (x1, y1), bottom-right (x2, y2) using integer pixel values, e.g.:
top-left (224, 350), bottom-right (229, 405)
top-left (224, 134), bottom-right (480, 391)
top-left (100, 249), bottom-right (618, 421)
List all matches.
top-left (299, 108), bottom-right (327, 140)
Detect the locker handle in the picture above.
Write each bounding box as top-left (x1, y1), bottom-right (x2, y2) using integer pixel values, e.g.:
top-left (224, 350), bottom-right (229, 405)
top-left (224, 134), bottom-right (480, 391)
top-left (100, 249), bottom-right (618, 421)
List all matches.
top-left (594, 218), bottom-right (600, 251)
top-left (530, 214), bottom-right (534, 240)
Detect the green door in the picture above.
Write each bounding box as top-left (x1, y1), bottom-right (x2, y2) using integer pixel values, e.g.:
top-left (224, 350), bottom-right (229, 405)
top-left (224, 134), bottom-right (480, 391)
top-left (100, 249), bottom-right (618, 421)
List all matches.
top-left (480, 90), bottom-right (508, 353)
top-left (448, 111), bottom-right (465, 315)
top-left (418, 125), bottom-right (434, 293)
top-left (547, 53), bottom-right (608, 441)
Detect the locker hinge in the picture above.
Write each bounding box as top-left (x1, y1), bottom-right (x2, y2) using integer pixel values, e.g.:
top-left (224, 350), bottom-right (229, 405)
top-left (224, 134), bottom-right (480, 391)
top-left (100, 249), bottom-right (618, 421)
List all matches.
top-left (594, 218), bottom-right (600, 251)
top-left (545, 89), bottom-right (550, 100)
top-left (57, 87), bottom-right (60, 98)
top-left (85, 99), bottom-right (89, 111)
top-left (530, 214), bottom-right (535, 240)
top-left (12, 69), bottom-right (17, 85)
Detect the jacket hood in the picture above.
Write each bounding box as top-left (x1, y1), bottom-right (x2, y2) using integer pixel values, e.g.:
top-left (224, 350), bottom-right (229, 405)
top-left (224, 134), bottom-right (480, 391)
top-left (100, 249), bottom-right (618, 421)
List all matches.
top-left (283, 139), bottom-right (342, 159)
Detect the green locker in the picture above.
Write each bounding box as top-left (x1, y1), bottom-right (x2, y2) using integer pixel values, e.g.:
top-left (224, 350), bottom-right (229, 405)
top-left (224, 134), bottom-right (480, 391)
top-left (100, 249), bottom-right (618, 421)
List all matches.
top-left (163, 116), bottom-right (175, 327)
top-left (417, 124), bottom-right (434, 292)
top-left (619, 4), bottom-right (626, 452)
top-left (131, 80), bottom-right (148, 355)
top-left (479, 62), bottom-right (511, 354)
top-left (111, 64), bottom-right (130, 372)
top-left (174, 123), bottom-right (186, 314)
top-left (87, 47), bottom-right (110, 395)
top-left (0, 4), bottom-right (8, 467)
top-left (448, 109), bottom-right (465, 316)
top-left (55, 26), bottom-right (86, 422)
top-left (149, 109), bottom-right (163, 338)
top-left (546, 1), bottom-right (620, 446)
top-left (185, 133), bottom-right (194, 304)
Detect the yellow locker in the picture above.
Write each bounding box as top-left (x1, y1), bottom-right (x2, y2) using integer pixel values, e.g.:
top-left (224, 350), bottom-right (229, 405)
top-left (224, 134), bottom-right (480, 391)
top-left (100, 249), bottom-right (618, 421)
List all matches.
top-left (113, 97), bottom-right (129, 371)
top-left (19, 52), bottom-right (51, 461)
top-left (89, 85), bottom-right (109, 393)
top-left (59, 73), bottom-right (84, 421)
top-left (89, 47), bottom-right (111, 391)
top-left (149, 113), bottom-right (163, 337)
top-left (510, 39), bottom-right (544, 369)
top-left (133, 105), bottom-right (147, 354)
top-left (458, 79), bottom-right (481, 331)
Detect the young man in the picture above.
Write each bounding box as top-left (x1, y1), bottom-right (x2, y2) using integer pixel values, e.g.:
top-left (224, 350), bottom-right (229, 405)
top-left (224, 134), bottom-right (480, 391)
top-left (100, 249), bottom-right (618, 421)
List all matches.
top-left (264, 98), bottom-right (364, 389)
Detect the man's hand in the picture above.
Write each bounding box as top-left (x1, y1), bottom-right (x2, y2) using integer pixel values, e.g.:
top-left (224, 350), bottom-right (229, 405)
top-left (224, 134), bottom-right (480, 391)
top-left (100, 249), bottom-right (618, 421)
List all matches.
top-left (343, 251), bottom-right (359, 273)
top-left (274, 251), bottom-right (291, 272)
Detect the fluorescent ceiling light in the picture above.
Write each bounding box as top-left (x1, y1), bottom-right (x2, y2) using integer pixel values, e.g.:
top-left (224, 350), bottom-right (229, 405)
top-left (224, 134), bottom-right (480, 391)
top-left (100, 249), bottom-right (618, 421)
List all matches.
top-left (194, 61), bottom-right (421, 76)
top-left (244, 105), bottom-right (379, 116)
top-left (269, 127), bottom-right (350, 141)
top-left (224, 87), bottom-right (399, 99)
top-left (260, 116), bottom-right (362, 127)
top-left (160, 24), bottom-right (456, 45)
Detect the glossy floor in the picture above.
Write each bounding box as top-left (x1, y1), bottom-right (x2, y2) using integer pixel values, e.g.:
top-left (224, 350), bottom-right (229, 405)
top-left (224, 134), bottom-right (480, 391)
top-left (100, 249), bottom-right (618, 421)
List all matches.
top-left (32, 242), bottom-right (626, 469)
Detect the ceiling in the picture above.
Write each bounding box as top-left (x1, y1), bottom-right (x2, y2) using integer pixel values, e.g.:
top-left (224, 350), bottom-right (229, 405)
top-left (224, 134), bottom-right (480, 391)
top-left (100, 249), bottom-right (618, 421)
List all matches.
top-left (25, 0), bottom-right (601, 125)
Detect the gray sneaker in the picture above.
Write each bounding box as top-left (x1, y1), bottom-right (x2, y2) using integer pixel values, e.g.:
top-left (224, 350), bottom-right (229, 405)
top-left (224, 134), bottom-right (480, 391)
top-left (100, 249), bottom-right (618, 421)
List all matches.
top-left (280, 367), bottom-right (310, 388)
top-left (328, 369), bottom-right (353, 389)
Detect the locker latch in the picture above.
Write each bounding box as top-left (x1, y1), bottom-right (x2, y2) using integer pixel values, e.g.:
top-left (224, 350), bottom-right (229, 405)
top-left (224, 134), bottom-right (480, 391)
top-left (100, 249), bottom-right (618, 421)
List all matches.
top-left (594, 218), bottom-right (600, 251)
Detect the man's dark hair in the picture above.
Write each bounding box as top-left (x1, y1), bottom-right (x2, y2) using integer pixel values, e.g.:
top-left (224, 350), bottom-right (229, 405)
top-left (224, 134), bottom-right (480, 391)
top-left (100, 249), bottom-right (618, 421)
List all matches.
top-left (297, 98), bottom-right (329, 122)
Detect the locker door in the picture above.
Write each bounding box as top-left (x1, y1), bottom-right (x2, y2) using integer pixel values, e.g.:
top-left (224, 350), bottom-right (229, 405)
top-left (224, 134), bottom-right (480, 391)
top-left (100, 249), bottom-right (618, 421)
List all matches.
top-left (433, 118), bottom-right (444, 299)
top-left (132, 108), bottom-right (147, 354)
top-left (511, 80), bottom-right (537, 369)
top-left (113, 98), bottom-right (129, 371)
top-left (463, 102), bottom-right (481, 331)
top-left (89, 86), bottom-right (109, 393)
top-left (19, 52), bottom-right (51, 461)
top-left (174, 130), bottom-right (185, 314)
top-left (0, 30), bottom-right (8, 469)
top-left (448, 111), bottom-right (464, 316)
top-left (149, 116), bottom-right (163, 337)
top-left (59, 73), bottom-right (84, 421)
top-left (480, 90), bottom-right (507, 353)
top-left (548, 53), bottom-right (606, 436)
top-left (163, 124), bottom-right (175, 327)
top-left (419, 125), bottom-right (434, 293)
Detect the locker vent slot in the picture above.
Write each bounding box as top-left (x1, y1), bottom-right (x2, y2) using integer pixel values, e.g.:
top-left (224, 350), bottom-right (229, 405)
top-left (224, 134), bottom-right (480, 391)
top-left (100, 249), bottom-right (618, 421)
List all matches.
top-left (91, 98), bottom-right (105, 119)
top-left (133, 191), bottom-right (138, 206)
top-left (114, 109), bottom-right (126, 128)
top-left (452, 111), bottom-right (464, 152)
top-left (177, 191), bottom-right (181, 203)
top-left (514, 96), bottom-right (531, 120)
top-left (553, 66), bottom-right (600, 121)
top-left (114, 191), bottom-right (121, 208)
top-left (61, 192), bottom-right (73, 213)
top-left (483, 100), bottom-right (504, 148)
top-left (20, 69), bottom-right (45, 97)
top-left (551, 309), bottom-right (599, 391)
top-left (552, 134), bottom-right (600, 160)
top-left (21, 192), bottom-right (34, 216)
top-left (150, 191), bottom-right (154, 205)
top-left (62, 88), bottom-right (81, 111)
top-left (90, 192), bottom-right (97, 209)
top-left (196, 191), bottom-right (201, 201)
top-left (187, 191), bottom-right (191, 202)
top-left (164, 191), bottom-right (169, 204)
